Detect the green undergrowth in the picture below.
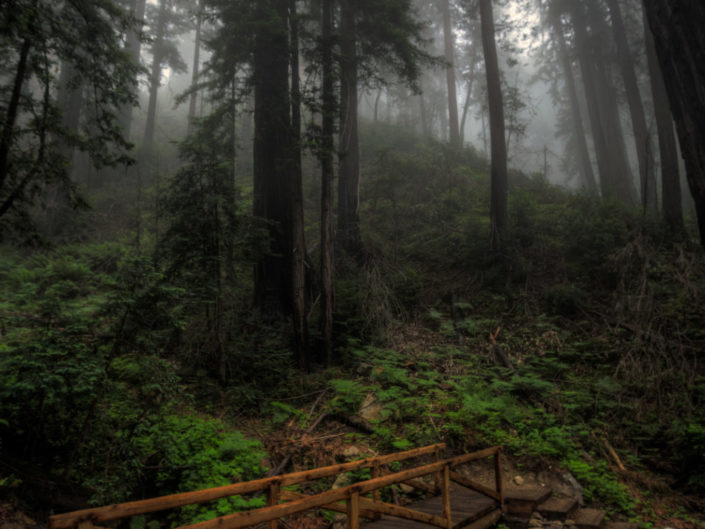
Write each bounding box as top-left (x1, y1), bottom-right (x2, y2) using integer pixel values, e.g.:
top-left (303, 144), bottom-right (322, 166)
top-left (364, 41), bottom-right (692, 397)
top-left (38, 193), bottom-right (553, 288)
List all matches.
top-left (0, 243), bottom-right (268, 524)
top-left (323, 341), bottom-right (636, 514)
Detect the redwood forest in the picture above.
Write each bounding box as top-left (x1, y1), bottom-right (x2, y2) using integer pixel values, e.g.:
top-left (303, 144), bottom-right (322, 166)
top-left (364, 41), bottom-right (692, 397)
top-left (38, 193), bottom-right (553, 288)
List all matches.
top-left (1, 1), bottom-right (704, 528)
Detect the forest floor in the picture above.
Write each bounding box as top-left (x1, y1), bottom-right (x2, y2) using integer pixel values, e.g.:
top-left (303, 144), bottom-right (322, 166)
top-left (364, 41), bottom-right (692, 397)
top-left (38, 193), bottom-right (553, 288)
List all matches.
top-left (221, 321), bottom-right (705, 529)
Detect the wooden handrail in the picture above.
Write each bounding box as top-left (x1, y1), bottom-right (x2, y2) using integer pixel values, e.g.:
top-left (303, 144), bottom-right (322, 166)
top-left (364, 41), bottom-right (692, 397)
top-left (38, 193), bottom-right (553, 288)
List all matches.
top-left (49, 444), bottom-right (504, 529)
top-left (49, 443), bottom-right (445, 529)
top-left (179, 447), bottom-right (502, 529)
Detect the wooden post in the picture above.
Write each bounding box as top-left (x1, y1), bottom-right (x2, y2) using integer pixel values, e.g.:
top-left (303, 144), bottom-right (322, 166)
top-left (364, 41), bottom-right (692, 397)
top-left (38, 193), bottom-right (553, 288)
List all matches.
top-left (77, 521), bottom-right (94, 529)
top-left (371, 462), bottom-right (380, 501)
top-left (268, 481), bottom-right (281, 529)
top-left (494, 449), bottom-right (503, 507)
top-left (442, 464), bottom-right (452, 529)
top-left (347, 491), bottom-right (360, 529)
top-left (433, 446), bottom-right (441, 494)
top-left (371, 462), bottom-right (381, 519)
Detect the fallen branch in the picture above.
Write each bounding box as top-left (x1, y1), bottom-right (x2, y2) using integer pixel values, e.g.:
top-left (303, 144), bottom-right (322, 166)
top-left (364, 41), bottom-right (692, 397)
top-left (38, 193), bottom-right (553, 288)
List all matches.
top-left (268, 392), bottom-right (329, 477)
top-left (602, 438), bottom-right (626, 472)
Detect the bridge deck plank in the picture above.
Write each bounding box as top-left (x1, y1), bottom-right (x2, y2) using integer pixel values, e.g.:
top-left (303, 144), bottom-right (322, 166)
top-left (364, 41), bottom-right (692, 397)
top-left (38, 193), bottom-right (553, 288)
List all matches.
top-left (361, 486), bottom-right (498, 529)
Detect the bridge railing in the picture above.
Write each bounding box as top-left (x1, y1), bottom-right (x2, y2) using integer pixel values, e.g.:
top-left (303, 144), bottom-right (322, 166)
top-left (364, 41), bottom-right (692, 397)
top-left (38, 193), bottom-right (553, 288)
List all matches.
top-left (49, 444), bottom-right (503, 529)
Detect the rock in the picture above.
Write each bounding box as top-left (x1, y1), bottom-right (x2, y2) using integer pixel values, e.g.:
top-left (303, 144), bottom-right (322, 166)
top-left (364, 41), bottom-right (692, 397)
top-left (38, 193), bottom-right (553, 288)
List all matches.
top-left (343, 445), bottom-right (361, 458)
top-left (561, 472), bottom-right (584, 506)
top-left (399, 483), bottom-right (414, 494)
top-left (332, 513), bottom-right (347, 529)
top-left (513, 475), bottom-right (525, 486)
top-left (332, 473), bottom-right (351, 490)
top-left (529, 513), bottom-right (544, 528)
top-left (359, 393), bottom-right (383, 422)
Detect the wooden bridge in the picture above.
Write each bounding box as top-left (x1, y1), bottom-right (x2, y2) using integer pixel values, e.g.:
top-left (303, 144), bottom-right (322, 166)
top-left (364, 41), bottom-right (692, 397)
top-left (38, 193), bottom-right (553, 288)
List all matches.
top-left (49, 443), bottom-right (504, 529)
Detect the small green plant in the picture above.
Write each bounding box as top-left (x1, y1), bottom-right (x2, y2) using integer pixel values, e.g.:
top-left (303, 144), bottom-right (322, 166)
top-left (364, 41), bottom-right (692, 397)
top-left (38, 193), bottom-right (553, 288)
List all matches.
top-left (564, 458), bottom-right (634, 514)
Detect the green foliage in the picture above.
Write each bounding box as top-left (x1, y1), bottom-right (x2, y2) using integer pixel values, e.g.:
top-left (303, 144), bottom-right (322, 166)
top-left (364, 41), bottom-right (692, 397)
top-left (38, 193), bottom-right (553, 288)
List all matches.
top-left (132, 413), bottom-right (266, 524)
top-left (0, 244), bottom-right (183, 500)
top-left (543, 283), bottom-right (587, 316)
top-left (564, 459), bottom-right (634, 513)
top-left (668, 419), bottom-right (705, 490)
top-left (328, 379), bottom-right (368, 414)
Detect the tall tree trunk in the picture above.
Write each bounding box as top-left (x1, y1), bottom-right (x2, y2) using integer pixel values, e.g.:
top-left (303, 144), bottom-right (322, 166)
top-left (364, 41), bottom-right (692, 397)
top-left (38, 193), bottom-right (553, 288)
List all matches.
top-left (551, 13), bottom-right (598, 194)
top-left (441, 0), bottom-right (460, 146)
top-left (0, 37), bottom-right (31, 194)
top-left (119, 0), bottom-right (146, 140)
top-left (572, 5), bottom-right (632, 202)
top-left (606, 0), bottom-right (657, 211)
top-left (57, 62), bottom-right (83, 147)
top-left (187, 0), bottom-right (202, 135)
top-left (143, 0), bottom-right (168, 153)
top-left (338, 0), bottom-right (363, 259)
top-left (572, 8), bottom-right (609, 195)
top-left (45, 61), bottom-right (84, 234)
top-left (642, 0), bottom-right (705, 245)
top-left (320, 0), bottom-right (335, 367)
top-left (290, 0), bottom-right (309, 368)
top-left (374, 88), bottom-right (382, 123)
top-left (253, 0), bottom-right (294, 313)
top-left (644, 9), bottom-right (683, 233)
top-left (586, 1), bottom-right (636, 204)
top-left (459, 43), bottom-right (479, 146)
top-left (479, 0), bottom-right (508, 250)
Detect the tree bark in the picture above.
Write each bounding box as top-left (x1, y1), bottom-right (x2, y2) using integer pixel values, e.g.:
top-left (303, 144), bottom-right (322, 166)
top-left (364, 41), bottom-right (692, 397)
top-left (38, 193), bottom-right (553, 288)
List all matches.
top-left (644, 8), bottom-right (683, 233)
top-left (338, 0), bottom-right (363, 259)
top-left (253, 0), bottom-right (295, 313)
top-left (143, 0), bottom-right (169, 152)
top-left (606, 0), bottom-right (657, 211)
top-left (441, 0), bottom-right (460, 147)
top-left (119, 0), bottom-right (147, 140)
top-left (572, 4), bottom-right (634, 203)
top-left (290, 0), bottom-right (309, 368)
top-left (551, 13), bottom-right (598, 194)
top-left (586, 1), bottom-right (636, 204)
top-left (642, 0), bottom-right (705, 246)
top-left (0, 37), bottom-right (31, 194)
top-left (479, 0), bottom-right (508, 250)
top-left (57, 62), bottom-right (83, 143)
top-left (187, 0), bottom-right (202, 134)
top-left (459, 43), bottom-right (479, 146)
top-left (321, 0), bottom-right (335, 367)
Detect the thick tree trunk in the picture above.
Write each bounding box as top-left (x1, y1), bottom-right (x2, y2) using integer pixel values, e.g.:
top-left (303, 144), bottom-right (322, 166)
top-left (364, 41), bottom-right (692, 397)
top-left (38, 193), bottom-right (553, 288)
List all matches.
top-left (606, 0), bottom-right (657, 211)
top-left (338, 0), bottom-right (363, 259)
top-left (442, 0), bottom-right (460, 147)
top-left (187, 0), bottom-right (202, 134)
top-left (119, 0), bottom-right (146, 140)
top-left (320, 0), bottom-right (335, 367)
top-left (572, 5), bottom-right (635, 204)
top-left (642, 0), bottom-right (705, 246)
top-left (0, 37), bottom-right (31, 195)
top-left (253, 0), bottom-right (295, 313)
top-left (572, 9), bottom-right (610, 195)
top-left (290, 0), bottom-right (309, 369)
top-left (479, 0), bottom-right (507, 250)
top-left (586, 1), bottom-right (637, 204)
top-left (552, 15), bottom-right (598, 194)
top-left (57, 62), bottom-right (83, 143)
top-left (143, 0), bottom-right (168, 152)
top-left (644, 10), bottom-right (683, 233)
